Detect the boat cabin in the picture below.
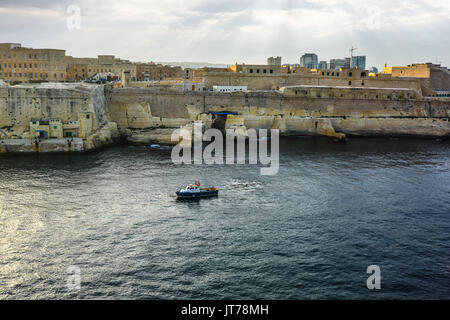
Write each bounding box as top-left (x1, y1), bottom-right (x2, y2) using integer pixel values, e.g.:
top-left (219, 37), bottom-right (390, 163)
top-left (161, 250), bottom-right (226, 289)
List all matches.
top-left (185, 185), bottom-right (200, 192)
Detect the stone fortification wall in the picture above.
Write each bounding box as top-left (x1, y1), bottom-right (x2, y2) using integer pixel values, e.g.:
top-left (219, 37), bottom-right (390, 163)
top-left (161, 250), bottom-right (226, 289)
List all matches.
top-left (108, 86), bottom-right (450, 141)
top-left (198, 72), bottom-right (423, 92)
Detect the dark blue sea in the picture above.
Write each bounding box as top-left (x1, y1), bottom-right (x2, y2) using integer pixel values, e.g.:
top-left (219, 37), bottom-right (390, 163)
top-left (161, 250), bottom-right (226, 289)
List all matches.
top-left (0, 138), bottom-right (449, 299)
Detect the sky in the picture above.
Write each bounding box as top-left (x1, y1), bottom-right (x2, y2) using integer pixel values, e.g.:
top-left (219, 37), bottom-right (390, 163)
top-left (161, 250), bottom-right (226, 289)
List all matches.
top-left (0, 0), bottom-right (449, 70)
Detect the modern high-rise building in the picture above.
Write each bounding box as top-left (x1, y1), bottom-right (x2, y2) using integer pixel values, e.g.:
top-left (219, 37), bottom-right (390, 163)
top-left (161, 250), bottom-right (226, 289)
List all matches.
top-left (300, 53), bottom-right (318, 69)
top-left (329, 58), bottom-right (347, 70)
top-left (318, 61), bottom-right (327, 70)
top-left (351, 56), bottom-right (366, 70)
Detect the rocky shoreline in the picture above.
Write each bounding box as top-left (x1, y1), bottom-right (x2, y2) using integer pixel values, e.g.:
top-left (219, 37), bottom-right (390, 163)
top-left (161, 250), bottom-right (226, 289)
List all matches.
top-left (0, 83), bottom-right (449, 154)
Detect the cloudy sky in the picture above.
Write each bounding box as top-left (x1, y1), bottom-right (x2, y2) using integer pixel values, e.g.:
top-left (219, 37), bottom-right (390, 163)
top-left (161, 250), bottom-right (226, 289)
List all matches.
top-left (0, 0), bottom-right (449, 69)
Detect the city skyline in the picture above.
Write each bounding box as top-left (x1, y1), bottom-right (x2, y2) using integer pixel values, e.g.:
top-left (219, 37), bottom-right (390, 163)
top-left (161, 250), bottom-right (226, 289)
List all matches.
top-left (0, 0), bottom-right (449, 70)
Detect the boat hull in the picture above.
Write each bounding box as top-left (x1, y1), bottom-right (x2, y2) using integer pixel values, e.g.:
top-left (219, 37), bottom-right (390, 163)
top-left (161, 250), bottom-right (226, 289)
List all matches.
top-left (176, 190), bottom-right (219, 199)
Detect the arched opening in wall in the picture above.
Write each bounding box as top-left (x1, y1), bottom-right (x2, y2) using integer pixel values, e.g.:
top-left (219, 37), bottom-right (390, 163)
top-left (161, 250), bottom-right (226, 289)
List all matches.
top-left (348, 81), bottom-right (352, 86)
top-left (349, 72), bottom-right (353, 77)
top-left (361, 72), bottom-right (366, 77)
top-left (211, 114), bottom-right (227, 133)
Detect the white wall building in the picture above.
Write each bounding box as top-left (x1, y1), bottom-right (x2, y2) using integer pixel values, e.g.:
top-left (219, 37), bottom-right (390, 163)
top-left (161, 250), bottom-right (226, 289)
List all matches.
top-left (213, 85), bottom-right (248, 93)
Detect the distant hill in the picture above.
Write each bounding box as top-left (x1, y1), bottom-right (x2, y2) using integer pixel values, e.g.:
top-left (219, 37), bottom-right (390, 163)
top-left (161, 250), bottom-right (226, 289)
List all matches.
top-left (156, 61), bottom-right (229, 69)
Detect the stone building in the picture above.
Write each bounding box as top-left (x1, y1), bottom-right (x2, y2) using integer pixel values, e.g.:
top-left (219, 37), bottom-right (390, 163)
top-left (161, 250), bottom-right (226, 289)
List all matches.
top-left (67, 55), bottom-right (137, 81)
top-left (0, 43), bottom-right (138, 83)
top-left (230, 63), bottom-right (282, 75)
top-left (136, 63), bottom-right (183, 81)
top-left (267, 56), bottom-right (282, 66)
top-left (0, 43), bottom-right (67, 82)
top-left (66, 63), bottom-right (88, 81)
top-left (382, 63), bottom-right (450, 95)
top-left (121, 70), bottom-right (131, 87)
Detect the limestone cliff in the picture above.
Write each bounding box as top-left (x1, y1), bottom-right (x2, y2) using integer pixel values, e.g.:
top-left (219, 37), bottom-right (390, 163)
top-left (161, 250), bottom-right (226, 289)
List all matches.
top-left (107, 86), bottom-right (450, 144)
top-left (1, 83), bottom-right (449, 153)
top-left (0, 83), bottom-right (119, 153)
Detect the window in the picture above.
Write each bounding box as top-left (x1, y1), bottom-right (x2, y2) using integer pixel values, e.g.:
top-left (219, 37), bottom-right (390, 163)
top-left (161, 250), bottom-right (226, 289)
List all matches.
top-left (349, 81), bottom-right (352, 85)
top-left (349, 72), bottom-right (353, 77)
top-left (263, 69), bottom-right (267, 74)
top-left (337, 72), bottom-right (340, 76)
top-left (322, 72), bottom-right (325, 76)
top-left (256, 69), bottom-right (260, 73)
top-left (270, 69), bottom-right (273, 74)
